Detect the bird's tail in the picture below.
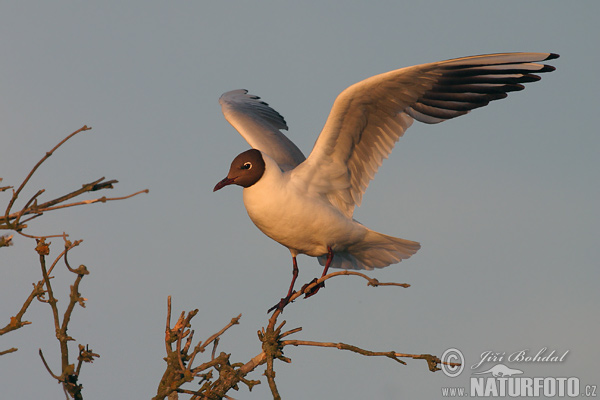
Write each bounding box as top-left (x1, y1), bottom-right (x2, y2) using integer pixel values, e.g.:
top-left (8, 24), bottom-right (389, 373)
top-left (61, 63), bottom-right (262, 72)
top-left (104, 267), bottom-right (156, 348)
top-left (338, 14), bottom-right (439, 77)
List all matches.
top-left (318, 229), bottom-right (420, 270)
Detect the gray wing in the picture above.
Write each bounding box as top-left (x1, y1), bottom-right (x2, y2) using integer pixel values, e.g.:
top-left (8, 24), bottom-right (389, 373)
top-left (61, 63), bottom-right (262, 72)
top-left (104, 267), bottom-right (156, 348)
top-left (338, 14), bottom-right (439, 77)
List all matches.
top-left (219, 89), bottom-right (306, 171)
top-left (291, 53), bottom-right (559, 217)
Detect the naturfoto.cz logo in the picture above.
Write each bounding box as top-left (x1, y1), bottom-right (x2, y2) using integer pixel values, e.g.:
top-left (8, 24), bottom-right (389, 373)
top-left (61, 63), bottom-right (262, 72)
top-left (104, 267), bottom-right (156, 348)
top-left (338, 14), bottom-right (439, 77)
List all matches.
top-left (439, 347), bottom-right (597, 398)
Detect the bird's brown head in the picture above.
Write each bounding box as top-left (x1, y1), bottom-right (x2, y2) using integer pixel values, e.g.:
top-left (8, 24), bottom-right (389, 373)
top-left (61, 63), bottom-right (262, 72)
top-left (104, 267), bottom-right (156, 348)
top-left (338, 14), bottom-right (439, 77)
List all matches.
top-left (213, 149), bottom-right (266, 191)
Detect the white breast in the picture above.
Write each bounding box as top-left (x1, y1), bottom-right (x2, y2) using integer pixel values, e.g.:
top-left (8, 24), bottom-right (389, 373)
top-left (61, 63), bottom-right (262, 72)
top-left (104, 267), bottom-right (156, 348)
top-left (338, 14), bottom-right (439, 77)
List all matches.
top-left (242, 153), bottom-right (367, 257)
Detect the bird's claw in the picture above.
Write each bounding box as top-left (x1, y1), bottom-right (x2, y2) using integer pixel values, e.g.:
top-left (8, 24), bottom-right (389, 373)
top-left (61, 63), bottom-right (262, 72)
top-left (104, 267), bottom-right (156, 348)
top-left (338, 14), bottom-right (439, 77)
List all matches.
top-left (268, 293), bottom-right (295, 313)
top-left (303, 278), bottom-right (325, 298)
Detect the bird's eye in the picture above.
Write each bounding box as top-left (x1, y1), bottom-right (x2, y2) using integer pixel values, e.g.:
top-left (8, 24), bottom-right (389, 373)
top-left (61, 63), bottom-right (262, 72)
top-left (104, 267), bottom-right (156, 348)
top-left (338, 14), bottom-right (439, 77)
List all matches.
top-left (242, 162), bottom-right (252, 170)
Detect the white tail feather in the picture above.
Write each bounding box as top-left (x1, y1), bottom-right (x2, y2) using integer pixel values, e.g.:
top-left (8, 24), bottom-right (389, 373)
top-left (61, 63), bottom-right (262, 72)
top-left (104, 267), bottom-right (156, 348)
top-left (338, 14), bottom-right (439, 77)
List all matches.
top-left (318, 229), bottom-right (420, 270)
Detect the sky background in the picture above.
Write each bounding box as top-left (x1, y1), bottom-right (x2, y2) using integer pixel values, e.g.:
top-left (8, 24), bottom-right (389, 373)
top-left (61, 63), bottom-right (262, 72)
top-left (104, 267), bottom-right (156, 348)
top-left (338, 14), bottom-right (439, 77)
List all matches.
top-left (1, 2), bottom-right (598, 399)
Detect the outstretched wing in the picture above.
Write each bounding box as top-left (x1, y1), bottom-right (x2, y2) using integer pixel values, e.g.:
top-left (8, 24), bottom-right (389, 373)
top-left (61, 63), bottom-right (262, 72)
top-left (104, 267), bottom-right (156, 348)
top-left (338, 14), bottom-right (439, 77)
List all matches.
top-left (291, 52), bottom-right (559, 217)
top-left (219, 89), bottom-right (306, 171)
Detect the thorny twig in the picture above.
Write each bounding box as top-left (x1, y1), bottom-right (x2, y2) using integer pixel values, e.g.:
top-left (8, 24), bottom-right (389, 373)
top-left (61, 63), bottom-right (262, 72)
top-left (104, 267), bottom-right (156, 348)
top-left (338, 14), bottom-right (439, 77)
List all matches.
top-left (157, 270), bottom-right (455, 400)
top-left (5, 126), bottom-right (92, 219)
top-left (1, 126), bottom-right (145, 399)
top-left (1, 125), bottom-right (147, 348)
top-left (0, 234), bottom-right (13, 248)
top-left (0, 348), bottom-right (18, 356)
top-left (3, 125), bottom-right (91, 231)
top-left (155, 297), bottom-right (250, 400)
top-left (36, 237), bottom-right (98, 400)
top-left (0, 281), bottom-right (45, 340)
top-left (1, 125), bottom-right (148, 239)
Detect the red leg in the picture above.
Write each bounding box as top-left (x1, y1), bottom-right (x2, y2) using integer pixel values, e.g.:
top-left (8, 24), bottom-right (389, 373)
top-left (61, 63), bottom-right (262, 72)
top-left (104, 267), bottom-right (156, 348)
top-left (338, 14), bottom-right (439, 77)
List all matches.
top-left (285, 256), bottom-right (299, 299)
top-left (304, 246), bottom-right (333, 298)
top-left (320, 246), bottom-right (334, 277)
top-left (268, 256), bottom-right (299, 313)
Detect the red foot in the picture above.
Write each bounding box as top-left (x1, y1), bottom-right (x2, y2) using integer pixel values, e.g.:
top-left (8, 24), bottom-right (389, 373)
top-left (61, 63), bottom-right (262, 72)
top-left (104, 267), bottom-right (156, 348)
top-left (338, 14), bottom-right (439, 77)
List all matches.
top-left (303, 278), bottom-right (325, 298)
top-left (269, 247), bottom-right (334, 310)
top-left (268, 293), bottom-right (295, 313)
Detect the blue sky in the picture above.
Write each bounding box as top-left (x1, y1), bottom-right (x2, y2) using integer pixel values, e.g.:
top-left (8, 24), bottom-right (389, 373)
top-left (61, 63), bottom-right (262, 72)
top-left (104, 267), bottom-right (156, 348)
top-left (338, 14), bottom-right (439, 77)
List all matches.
top-left (1, 2), bottom-right (598, 399)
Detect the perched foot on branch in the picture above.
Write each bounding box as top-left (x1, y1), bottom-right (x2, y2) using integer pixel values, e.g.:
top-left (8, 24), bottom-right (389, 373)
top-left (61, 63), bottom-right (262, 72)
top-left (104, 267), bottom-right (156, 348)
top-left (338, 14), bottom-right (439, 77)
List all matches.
top-left (302, 278), bottom-right (324, 298)
top-left (268, 292), bottom-right (295, 314)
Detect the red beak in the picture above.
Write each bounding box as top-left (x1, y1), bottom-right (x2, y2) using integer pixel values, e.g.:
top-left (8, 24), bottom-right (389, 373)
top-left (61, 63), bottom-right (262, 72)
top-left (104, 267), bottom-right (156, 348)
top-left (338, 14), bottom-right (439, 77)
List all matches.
top-left (213, 177), bottom-right (236, 192)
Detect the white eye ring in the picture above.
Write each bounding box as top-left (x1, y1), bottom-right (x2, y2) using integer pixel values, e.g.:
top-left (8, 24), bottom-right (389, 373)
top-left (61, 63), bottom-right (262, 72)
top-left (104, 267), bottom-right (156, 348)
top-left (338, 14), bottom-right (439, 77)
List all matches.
top-left (242, 162), bottom-right (252, 170)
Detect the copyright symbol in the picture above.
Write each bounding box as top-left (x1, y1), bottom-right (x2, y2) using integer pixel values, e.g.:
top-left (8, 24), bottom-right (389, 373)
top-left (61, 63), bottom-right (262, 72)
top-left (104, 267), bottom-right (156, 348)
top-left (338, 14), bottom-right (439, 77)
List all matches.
top-left (441, 348), bottom-right (464, 377)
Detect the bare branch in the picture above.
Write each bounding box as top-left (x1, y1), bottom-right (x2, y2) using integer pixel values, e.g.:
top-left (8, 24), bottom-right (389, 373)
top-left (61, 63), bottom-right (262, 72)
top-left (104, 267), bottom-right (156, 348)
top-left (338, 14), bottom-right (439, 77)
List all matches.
top-left (0, 177), bottom-right (12, 193)
top-left (39, 349), bottom-right (61, 380)
top-left (156, 284), bottom-right (456, 400)
top-left (46, 238), bottom-right (82, 275)
top-left (37, 239), bottom-right (63, 344)
top-left (5, 177), bottom-right (148, 235)
top-left (36, 238), bottom-right (94, 399)
top-left (311, 270), bottom-right (410, 289)
top-left (4, 125), bottom-right (91, 226)
top-left (0, 348), bottom-right (18, 356)
top-left (195, 314), bottom-right (241, 356)
top-left (30, 187), bottom-right (149, 215)
top-left (155, 300), bottom-right (254, 400)
top-left (0, 234), bottom-right (13, 248)
top-left (11, 189), bottom-right (45, 230)
top-left (75, 344), bottom-right (100, 376)
top-left (16, 230), bottom-right (68, 240)
top-left (0, 281), bottom-right (45, 339)
top-left (1, 126), bottom-right (148, 238)
top-left (2, 125), bottom-right (145, 398)
top-left (283, 339), bottom-right (409, 364)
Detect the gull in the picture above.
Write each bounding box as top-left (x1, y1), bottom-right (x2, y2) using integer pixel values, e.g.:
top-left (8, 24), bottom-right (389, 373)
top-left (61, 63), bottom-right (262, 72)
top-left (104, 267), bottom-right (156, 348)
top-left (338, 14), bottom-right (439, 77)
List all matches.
top-left (213, 52), bottom-right (558, 311)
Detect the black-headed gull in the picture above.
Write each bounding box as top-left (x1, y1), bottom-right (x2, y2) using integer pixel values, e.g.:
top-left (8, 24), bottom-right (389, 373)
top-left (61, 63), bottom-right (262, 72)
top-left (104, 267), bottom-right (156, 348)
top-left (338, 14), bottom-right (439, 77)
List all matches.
top-left (213, 52), bottom-right (558, 311)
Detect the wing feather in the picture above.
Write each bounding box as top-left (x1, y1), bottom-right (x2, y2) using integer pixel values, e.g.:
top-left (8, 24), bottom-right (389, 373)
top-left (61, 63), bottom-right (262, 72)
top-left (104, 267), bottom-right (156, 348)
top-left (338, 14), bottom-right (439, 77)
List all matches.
top-left (219, 89), bottom-right (306, 171)
top-left (291, 53), bottom-right (558, 217)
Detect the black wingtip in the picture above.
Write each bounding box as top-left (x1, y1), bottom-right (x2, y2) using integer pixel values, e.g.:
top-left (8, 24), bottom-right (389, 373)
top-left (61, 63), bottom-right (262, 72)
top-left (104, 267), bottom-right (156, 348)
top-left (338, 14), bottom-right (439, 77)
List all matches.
top-left (540, 65), bottom-right (556, 73)
top-left (546, 53), bottom-right (560, 60)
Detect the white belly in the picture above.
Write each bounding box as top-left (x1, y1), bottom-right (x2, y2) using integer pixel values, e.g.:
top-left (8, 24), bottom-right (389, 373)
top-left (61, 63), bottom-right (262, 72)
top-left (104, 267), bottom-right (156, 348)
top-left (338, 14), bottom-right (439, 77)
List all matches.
top-left (242, 178), bottom-right (366, 257)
